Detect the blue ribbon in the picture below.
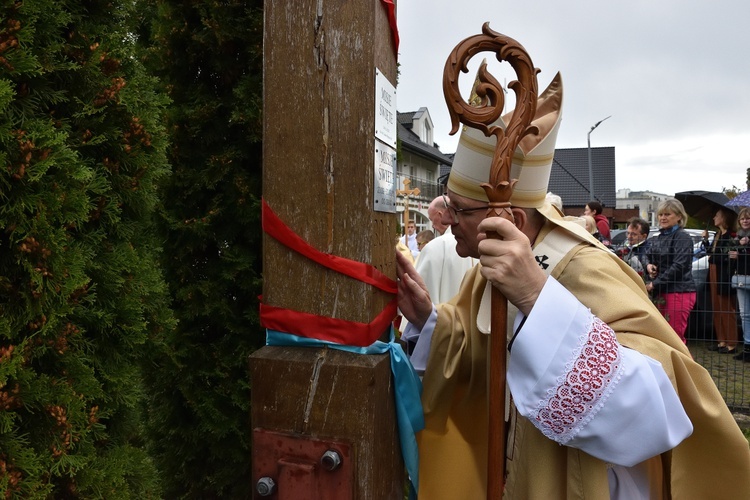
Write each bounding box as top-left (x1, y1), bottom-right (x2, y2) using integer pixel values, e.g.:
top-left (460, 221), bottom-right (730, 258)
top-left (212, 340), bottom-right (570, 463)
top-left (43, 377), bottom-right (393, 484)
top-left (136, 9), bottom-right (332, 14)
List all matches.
top-left (266, 328), bottom-right (424, 497)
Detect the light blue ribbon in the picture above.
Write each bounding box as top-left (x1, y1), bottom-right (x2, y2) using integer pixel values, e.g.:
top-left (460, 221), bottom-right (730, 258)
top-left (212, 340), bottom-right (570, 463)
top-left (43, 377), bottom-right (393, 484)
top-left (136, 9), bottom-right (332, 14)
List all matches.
top-left (266, 328), bottom-right (424, 497)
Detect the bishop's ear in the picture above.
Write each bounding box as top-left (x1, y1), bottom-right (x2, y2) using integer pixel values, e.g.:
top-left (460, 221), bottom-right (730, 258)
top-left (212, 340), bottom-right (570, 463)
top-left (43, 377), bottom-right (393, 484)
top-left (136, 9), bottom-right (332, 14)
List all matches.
top-left (510, 207), bottom-right (528, 231)
top-left (510, 207), bottom-right (545, 243)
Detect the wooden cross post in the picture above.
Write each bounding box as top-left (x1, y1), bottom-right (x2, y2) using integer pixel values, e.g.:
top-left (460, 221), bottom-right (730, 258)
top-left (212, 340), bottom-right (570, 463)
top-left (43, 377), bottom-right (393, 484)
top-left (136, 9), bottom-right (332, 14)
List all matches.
top-left (443, 24), bottom-right (539, 500)
top-left (251, 1), bottom-right (404, 498)
top-left (396, 178), bottom-right (420, 232)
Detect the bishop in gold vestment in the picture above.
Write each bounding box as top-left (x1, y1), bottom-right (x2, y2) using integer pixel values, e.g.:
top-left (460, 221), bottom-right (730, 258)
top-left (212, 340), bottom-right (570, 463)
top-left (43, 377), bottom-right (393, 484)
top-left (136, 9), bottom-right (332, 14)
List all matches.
top-left (397, 72), bottom-right (750, 499)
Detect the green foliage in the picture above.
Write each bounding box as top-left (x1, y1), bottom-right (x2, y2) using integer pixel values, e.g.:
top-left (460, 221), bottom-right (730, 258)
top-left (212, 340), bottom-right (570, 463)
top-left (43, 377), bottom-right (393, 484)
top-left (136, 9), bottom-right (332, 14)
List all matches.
top-left (138, 0), bottom-right (265, 497)
top-left (723, 185), bottom-right (743, 199)
top-left (0, 0), bottom-right (172, 496)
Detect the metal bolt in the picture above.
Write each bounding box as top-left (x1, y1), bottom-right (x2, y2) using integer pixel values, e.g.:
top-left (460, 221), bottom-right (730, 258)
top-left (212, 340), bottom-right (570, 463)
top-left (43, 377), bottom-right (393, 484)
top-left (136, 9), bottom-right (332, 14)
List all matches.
top-left (321, 449), bottom-right (342, 471)
top-left (256, 476), bottom-right (276, 496)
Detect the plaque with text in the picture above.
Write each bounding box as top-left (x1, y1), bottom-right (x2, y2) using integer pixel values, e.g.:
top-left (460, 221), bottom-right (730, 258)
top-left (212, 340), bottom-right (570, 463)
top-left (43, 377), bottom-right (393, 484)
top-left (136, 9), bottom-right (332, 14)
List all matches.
top-left (374, 68), bottom-right (397, 148)
top-left (373, 140), bottom-right (396, 213)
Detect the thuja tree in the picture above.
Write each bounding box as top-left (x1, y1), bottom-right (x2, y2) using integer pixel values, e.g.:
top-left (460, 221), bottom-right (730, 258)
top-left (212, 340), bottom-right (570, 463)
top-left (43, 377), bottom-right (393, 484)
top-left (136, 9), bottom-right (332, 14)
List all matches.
top-left (138, 0), bottom-right (264, 497)
top-left (0, 0), bottom-right (172, 497)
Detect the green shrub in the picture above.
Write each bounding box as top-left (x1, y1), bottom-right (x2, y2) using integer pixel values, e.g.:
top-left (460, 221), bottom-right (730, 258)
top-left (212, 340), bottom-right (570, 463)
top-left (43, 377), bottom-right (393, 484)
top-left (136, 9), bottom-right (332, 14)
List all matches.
top-left (139, 0), bottom-right (265, 497)
top-left (0, 0), bottom-right (172, 496)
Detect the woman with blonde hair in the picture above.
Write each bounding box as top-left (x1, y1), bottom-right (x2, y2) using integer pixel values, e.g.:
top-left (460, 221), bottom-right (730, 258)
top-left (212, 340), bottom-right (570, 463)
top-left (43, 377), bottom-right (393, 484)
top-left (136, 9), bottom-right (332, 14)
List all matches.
top-left (646, 199), bottom-right (697, 343)
top-left (583, 215), bottom-right (606, 244)
top-left (583, 215), bottom-right (597, 235)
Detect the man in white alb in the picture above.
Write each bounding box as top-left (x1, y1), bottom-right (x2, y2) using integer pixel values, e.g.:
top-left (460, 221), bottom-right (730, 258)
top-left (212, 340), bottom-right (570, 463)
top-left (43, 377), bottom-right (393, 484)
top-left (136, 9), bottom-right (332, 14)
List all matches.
top-left (400, 220), bottom-right (419, 260)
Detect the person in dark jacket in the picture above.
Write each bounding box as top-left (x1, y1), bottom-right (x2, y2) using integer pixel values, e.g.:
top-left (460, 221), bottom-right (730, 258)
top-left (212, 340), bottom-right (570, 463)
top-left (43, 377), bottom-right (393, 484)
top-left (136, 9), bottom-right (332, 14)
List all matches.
top-left (729, 206), bottom-right (750, 361)
top-left (646, 199), bottom-right (696, 344)
top-left (703, 207), bottom-right (739, 353)
top-left (618, 217), bottom-right (650, 276)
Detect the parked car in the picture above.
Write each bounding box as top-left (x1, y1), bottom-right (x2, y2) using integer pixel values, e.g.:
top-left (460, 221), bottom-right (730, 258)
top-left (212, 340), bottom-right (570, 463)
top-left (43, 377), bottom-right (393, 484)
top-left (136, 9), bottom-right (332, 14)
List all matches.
top-left (609, 229), bottom-right (627, 253)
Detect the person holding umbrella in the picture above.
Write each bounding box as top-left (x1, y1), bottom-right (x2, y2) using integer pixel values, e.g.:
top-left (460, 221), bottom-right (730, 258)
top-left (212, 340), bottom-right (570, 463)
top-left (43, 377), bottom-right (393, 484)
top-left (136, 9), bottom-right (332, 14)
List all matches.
top-left (703, 207), bottom-right (740, 353)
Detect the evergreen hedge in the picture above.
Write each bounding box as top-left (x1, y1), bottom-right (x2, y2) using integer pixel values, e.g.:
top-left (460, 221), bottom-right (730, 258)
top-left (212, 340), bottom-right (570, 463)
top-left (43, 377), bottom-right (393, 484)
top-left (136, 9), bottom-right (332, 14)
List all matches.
top-left (0, 0), bottom-right (173, 497)
top-left (139, 0), bottom-right (265, 497)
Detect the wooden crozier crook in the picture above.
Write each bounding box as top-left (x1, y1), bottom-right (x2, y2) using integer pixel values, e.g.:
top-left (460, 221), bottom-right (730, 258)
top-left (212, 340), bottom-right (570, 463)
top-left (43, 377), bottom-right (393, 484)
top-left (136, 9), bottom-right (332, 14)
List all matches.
top-left (443, 23), bottom-right (539, 500)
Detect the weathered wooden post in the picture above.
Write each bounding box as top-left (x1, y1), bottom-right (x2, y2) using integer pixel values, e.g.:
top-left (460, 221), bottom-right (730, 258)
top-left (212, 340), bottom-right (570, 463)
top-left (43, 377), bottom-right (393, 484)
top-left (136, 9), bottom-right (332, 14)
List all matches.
top-left (251, 0), bottom-right (407, 498)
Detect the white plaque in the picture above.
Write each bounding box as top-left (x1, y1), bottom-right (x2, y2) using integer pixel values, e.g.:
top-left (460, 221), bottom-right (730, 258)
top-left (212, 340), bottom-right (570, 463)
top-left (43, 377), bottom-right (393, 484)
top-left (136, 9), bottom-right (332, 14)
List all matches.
top-left (374, 68), bottom-right (397, 148)
top-left (374, 140), bottom-right (397, 213)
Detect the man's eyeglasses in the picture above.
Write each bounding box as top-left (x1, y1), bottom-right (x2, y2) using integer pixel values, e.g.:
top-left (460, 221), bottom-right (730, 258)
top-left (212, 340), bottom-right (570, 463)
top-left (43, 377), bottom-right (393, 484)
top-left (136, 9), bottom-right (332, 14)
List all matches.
top-left (442, 194), bottom-right (488, 222)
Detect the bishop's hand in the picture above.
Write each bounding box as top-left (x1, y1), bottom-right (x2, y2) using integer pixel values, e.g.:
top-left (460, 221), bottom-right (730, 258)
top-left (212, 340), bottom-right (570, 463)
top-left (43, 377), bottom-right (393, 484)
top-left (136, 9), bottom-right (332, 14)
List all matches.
top-left (395, 250), bottom-right (433, 330)
top-left (476, 216), bottom-right (547, 316)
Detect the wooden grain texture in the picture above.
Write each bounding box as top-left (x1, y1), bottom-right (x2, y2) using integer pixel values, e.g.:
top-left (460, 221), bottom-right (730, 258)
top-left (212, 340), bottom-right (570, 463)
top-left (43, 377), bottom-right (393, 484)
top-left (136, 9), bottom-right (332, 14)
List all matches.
top-left (250, 346), bottom-right (403, 499)
top-left (263, 0), bottom-right (397, 325)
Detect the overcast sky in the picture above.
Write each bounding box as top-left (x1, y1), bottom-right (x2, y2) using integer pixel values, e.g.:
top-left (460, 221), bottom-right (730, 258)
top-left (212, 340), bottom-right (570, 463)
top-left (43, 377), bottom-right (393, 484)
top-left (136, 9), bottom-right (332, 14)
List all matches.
top-left (396, 0), bottom-right (750, 197)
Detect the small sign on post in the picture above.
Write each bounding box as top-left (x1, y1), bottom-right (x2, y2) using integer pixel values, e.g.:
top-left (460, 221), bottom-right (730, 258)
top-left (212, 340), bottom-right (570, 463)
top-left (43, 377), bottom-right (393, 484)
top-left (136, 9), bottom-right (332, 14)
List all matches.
top-left (374, 67), bottom-right (398, 214)
top-left (374, 141), bottom-right (397, 213)
top-left (375, 68), bottom-right (397, 148)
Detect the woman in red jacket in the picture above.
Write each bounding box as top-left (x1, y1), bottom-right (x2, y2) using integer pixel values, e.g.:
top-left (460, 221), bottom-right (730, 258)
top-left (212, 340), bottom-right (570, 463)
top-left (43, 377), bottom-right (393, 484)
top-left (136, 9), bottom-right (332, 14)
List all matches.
top-left (584, 200), bottom-right (611, 246)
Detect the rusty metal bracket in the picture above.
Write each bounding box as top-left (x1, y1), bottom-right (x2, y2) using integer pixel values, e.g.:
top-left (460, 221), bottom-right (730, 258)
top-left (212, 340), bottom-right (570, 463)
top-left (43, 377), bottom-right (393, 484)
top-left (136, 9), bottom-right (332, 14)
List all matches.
top-left (253, 428), bottom-right (353, 499)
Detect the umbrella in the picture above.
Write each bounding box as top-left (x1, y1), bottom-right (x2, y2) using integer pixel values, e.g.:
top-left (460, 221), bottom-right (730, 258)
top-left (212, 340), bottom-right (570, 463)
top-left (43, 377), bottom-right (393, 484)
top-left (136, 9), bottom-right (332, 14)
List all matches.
top-left (674, 190), bottom-right (738, 224)
top-left (726, 190), bottom-right (750, 208)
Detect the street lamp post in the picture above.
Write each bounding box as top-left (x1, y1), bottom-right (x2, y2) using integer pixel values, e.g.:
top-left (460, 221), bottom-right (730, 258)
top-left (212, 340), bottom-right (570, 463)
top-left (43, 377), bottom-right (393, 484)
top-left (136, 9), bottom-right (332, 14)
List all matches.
top-left (587, 115), bottom-right (611, 201)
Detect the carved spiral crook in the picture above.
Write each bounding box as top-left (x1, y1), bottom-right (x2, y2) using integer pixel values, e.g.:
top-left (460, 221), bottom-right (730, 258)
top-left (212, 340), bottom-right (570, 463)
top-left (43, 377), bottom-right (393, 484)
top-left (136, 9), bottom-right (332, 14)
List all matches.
top-left (443, 23), bottom-right (540, 217)
top-left (443, 26), bottom-right (543, 499)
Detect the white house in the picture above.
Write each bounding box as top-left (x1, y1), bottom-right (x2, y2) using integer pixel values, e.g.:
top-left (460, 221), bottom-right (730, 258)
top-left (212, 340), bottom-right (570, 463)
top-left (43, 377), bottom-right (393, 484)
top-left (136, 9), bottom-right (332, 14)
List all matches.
top-left (396, 108), bottom-right (453, 233)
top-left (616, 188), bottom-right (672, 226)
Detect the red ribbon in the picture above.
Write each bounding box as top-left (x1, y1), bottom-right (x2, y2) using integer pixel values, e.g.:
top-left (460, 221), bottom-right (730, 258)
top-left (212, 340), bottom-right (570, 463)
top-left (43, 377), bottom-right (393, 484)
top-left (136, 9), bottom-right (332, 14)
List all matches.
top-left (260, 301), bottom-right (398, 346)
top-left (261, 198), bottom-right (398, 346)
top-left (262, 199), bottom-right (396, 294)
top-left (380, 0), bottom-right (399, 56)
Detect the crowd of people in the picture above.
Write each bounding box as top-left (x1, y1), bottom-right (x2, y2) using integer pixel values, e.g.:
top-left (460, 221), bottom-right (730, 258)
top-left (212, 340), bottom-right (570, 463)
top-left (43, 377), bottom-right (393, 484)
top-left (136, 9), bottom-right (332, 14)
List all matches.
top-left (404, 191), bottom-right (750, 358)
top-left (611, 200), bottom-right (750, 359)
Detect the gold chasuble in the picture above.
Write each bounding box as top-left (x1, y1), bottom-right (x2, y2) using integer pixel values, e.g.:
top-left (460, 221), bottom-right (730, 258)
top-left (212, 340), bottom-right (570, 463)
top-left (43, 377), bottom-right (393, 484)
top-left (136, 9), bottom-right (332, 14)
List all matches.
top-left (416, 220), bottom-right (750, 499)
